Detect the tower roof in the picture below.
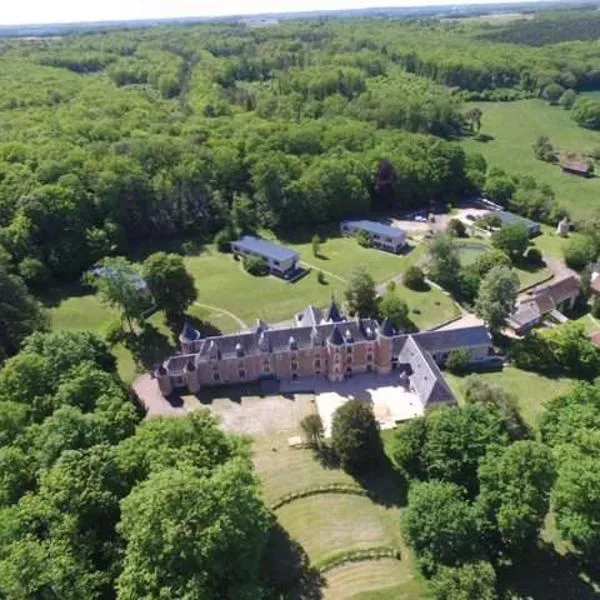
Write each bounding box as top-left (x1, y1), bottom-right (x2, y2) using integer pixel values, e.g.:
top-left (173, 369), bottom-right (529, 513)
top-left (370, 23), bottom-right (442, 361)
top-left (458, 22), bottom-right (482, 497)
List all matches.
top-left (328, 325), bottom-right (345, 346)
top-left (380, 318), bottom-right (395, 337)
top-left (185, 359), bottom-right (196, 372)
top-left (180, 319), bottom-right (200, 341)
top-left (325, 297), bottom-right (344, 323)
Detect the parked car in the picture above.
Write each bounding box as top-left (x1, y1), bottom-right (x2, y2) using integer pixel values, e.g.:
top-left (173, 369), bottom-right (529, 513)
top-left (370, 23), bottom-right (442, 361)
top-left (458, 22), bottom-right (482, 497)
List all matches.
top-left (414, 215), bottom-right (426, 222)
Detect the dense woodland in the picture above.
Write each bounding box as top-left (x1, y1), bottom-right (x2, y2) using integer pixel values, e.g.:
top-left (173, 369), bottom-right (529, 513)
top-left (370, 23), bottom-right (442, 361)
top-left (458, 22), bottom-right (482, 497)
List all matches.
top-left (3, 12), bottom-right (600, 291)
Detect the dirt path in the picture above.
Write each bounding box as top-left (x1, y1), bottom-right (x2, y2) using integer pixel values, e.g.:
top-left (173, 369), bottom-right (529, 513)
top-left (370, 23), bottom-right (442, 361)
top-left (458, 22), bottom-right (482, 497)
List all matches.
top-left (193, 302), bottom-right (247, 330)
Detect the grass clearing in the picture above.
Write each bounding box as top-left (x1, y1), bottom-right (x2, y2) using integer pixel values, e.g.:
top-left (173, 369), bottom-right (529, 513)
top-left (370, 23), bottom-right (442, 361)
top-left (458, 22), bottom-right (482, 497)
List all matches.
top-left (445, 366), bottom-right (576, 429)
top-left (461, 99), bottom-right (600, 222)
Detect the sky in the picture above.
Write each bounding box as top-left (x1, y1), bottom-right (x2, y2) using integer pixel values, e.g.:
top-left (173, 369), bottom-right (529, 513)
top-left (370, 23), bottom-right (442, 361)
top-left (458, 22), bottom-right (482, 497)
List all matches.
top-left (1, 0), bottom-right (536, 26)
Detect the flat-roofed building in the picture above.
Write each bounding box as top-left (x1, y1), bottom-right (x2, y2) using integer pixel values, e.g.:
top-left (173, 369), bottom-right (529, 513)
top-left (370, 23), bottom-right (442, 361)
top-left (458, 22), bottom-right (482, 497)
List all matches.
top-left (340, 220), bottom-right (407, 253)
top-left (495, 211), bottom-right (541, 237)
top-left (231, 235), bottom-right (299, 278)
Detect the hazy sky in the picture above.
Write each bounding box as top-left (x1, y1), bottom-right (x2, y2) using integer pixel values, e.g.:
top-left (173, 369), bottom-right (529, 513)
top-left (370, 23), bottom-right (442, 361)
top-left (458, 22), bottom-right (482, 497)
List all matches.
top-left (2, 0), bottom-right (533, 26)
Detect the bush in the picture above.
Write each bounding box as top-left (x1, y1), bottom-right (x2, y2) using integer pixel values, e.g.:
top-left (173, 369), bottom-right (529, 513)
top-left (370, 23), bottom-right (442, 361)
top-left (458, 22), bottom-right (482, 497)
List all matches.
top-left (525, 247), bottom-right (543, 266)
top-left (103, 318), bottom-right (126, 346)
top-left (355, 230), bottom-right (372, 248)
top-left (564, 235), bottom-right (598, 271)
top-left (317, 270), bottom-right (326, 285)
top-left (243, 256), bottom-right (269, 277)
top-left (403, 266), bottom-right (426, 291)
top-left (592, 296), bottom-right (600, 319)
top-left (446, 349), bottom-right (471, 374)
top-left (447, 218), bottom-right (467, 238)
top-left (213, 229), bottom-right (234, 253)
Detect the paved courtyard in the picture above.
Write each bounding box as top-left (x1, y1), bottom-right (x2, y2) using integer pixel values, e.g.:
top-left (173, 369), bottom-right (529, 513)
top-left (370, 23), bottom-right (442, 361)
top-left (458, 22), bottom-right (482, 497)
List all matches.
top-left (281, 372), bottom-right (424, 437)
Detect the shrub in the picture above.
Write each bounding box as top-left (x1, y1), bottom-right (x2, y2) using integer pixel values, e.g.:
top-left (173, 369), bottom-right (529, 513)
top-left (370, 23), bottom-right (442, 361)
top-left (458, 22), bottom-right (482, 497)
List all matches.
top-left (317, 270), bottom-right (326, 285)
top-left (213, 229), bottom-right (234, 253)
top-left (300, 413), bottom-right (324, 447)
top-left (103, 318), bottom-right (126, 346)
top-left (355, 229), bottom-right (372, 248)
top-left (447, 218), bottom-right (467, 238)
top-left (243, 256), bottom-right (269, 277)
top-left (593, 296), bottom-right (600, 319)
top-left (386, 280), bottom-right (396, 293)
top-left (564, 235), bottom-right (597, 271)
top-left (403, 266), bottom-right (426, 290)
top-left (446, 348), bottom-right (471, 374)
top-left (525, 247), bottom-right (543, 266)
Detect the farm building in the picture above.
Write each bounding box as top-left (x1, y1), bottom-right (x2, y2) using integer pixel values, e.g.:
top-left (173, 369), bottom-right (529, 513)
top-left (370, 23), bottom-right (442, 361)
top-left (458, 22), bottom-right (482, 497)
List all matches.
top-left (231, 236), bottom-right (299, 279)
top-left (495, 211), bottom-right (541, 237)
top-left (340, 220), bottom-right (407, 253)
top-left (560, 160), bottom-right (593, 178)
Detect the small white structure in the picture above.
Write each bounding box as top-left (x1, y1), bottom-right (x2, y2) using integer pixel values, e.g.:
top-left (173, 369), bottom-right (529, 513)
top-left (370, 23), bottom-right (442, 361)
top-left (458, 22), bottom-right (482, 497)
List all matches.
top-left (231, 235), bottom-right (299, 278)
top-left (341, 220), bottom-right (407, 253)
top-left (556, 217), bottom-right (570, 237)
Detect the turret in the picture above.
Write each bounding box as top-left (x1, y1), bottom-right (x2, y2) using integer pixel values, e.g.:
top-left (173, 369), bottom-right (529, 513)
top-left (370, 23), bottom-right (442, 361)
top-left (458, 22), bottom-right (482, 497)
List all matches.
top-left (327, 325), bottom-right (344, 382)
top-left (184, 359), bottom-right (200, 394)
top-left (156, 364), bottom-right (173, 396)
top-left (179, 320), bottom-right (201, 354)
top-left (376, 318), bottom-right (394, 375)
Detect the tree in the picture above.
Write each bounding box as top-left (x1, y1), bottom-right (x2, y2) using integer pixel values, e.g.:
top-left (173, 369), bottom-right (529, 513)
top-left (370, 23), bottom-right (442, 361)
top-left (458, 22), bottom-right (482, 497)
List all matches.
top-left (0, 266), bottom-right (47, 363)
top-left (471, 249), bottom-right (511, 278)
top-left (564, 235), bottom-right (598, 271)
top-left (543, 322), bottom-right (600, 380)
top-left (475, 266), bottom-right (519, 333)
top-left (143, 252), bottom-right (197, 320)
top-left (331, 399), bottom-right (382, 474)
top-left (214, 228), bottom-right (235, 253)
top-left (541, 82), bottom-right (565, 105)
top-left (464, 107), bottom-right (483, 132)
top-left (379, 291), bottom-right (411, 331)
top-left (424, 405), bottom-right (507, 496)
top-left (430, 561), bottom-right (497, 600)
top-left (559, 88), bottom-right (577, 109)
top-left (117, 461), bottom-right (270, 600)
top-left (572, 97), bottom-right (600, 130)
top-left (428, 234), bottom-right (461, 293)
top-left (243, 255), bottom-right (269, 276)
top-left (403, 265), bottom-right (426, 290)
top-left (446, 349), bottom-right (471, 374)
top-left (491, 223), bottom-right (530, 261)
top-left (391, 417), bottom-right (428, 480)
top-left (300, 413), bottom-right (324, 447)
top-left (311, 234), bottom-right (321, 257)
top-left (403, 481), bottom-right (479, 573)
top-left (230, 192), bottom-right (256, 234)
top-left (355, 229), bottom-right (372, 248)
top-left (345, 266), bottom-right (377, 317)
top-left (0, 446), bottom-right (35, 506)
top-left (477, 441), bottom-right (555, 554)
top-left (87, 257), bottom-right (149, 333)
top-left (447, 218), bottom-right (466, 238)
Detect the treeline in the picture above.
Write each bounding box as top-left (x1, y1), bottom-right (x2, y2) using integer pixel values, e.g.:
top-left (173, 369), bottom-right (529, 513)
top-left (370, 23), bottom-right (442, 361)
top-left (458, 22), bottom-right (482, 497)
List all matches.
top-left (481, 11), bottom-right (600, 46)
top-left (0, 331), bottom-right (270, 598)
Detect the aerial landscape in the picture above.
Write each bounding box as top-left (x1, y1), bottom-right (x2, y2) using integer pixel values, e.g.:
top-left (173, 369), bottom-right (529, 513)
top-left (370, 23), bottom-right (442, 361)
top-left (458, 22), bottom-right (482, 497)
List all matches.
top-left (2, 1), bottom-right (600, 598)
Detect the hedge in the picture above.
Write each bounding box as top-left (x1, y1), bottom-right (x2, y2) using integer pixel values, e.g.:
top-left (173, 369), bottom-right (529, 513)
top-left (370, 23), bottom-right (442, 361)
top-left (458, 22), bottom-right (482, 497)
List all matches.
top-left (271, 483), bottom-right (367, 511)
top-left (316, 546), bottom-right (402, 572)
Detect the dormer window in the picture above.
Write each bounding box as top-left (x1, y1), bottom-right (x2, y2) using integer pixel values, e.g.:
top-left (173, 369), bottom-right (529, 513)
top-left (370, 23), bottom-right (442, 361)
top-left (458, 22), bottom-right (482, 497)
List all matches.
top-left (235, 343), bottom-right (244, 358)
top-left (289, 336), bottom-right (298, 351)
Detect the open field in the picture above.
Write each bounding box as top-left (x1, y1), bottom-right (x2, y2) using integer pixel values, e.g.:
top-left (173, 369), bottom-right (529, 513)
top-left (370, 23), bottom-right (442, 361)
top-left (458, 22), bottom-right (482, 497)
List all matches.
top-left (445, 366), bottom-right (577, 429)
top-left (461, 99), bottom-right (600, 222)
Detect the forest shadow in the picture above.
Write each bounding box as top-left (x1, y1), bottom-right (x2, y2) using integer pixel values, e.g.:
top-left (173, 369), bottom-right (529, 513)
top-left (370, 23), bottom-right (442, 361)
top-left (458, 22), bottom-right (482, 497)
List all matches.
top-left (352, 454), bottom-right (408, 508)
top-left (277, 223), bottom-right (342, 246)
top-left (500, 542), bottom-right (600, 600)
top-left (261, 521), bottom-right (324, 600)
top-left (312, 444), bottom-right (341, 470)
top-left (125, 323), bottom-right (174, 370)
top-left (127, 235), bottom-right (209, 262)
top-left (40, 281), bottom-right (93, 308)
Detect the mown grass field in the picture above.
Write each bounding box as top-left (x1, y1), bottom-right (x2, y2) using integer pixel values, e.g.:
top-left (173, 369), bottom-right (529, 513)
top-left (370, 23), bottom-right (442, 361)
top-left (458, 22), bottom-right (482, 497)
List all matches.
top-left (445, 366), bottom-right (577, 430)
top-left (461, 99), bottom-right (600, 222)
top-left (46, 234), bottom-right (459, 382)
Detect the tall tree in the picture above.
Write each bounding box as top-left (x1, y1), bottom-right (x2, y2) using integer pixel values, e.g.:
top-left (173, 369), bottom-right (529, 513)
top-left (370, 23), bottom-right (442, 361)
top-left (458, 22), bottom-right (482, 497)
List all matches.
top-left (345, 266), bottom-right (377, 317)
top-left (142, 252), bottom-right (197, 320)
top-left (117, 462), bottom-right (270, 600)
top-left (87, 257), bottom-right (148, 333)
top-left (491, 223), bottom-right (530, 261)
top-left (331, 399), bottom-right (382, 474)
top-left (428, 234), bottom-right (461, 292)
top-left (430, 561), bottom-right (497, 600)
top-left (475, 265), bottom-right (519, 334)
top-left (0, 266), bottom-right (47, 363)
top-left (379, 290), bottom-right (411, 331)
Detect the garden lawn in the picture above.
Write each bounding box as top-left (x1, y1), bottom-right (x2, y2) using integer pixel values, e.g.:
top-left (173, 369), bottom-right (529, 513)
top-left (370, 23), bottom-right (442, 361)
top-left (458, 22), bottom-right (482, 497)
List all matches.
top-left (461, 99), bottom-right (600, 222)
top-left (445, 366), bottom-right (577, 429)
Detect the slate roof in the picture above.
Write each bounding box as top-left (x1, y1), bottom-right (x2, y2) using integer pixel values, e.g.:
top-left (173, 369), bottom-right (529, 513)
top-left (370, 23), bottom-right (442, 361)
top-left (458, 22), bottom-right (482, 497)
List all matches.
top-left (526, 275), bottom-right (580, 308)
top-left (413, 326), bottom-right (491, 354)
top-left (180, 320), bottom-right (201, 341)
top-left (509, 300), bottom-right (541, 329)
top-left (380, 318), bottom-right (396, 337)
top-left (342, 219), bottom-right (407, 239)
top-left (165, 353), bottom-right (198, 373)
top-left (495, 211), bottom-right (539, 232)
top-left (296, 305), bottom-right (323, 327)
top-left (329, 325), bottom-right (344, 346)
top-left (232, 235), bottom-right (299, 262)
top-left (324, 298), bottom-right (344, 323)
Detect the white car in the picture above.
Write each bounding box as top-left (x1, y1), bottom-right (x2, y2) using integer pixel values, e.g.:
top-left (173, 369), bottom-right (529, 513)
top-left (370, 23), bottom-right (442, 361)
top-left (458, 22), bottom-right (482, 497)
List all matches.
top-left (414, 215), bottom-right (426, 222)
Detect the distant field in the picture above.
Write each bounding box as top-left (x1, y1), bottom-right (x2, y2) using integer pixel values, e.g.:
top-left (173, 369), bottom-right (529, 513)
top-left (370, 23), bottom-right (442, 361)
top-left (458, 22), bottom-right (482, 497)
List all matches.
top-left (461, 99), bottom-right (600, 222)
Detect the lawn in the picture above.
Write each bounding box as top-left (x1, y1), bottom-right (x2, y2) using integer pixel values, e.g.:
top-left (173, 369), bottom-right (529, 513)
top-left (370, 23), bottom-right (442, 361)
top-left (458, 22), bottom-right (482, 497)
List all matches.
top-left (254, 425), bottom-right (427, 599)
top-left (445, 366), bottom-right (576, 429)
top-left (461, 99), bottom-right (600, 222)
top-left (455, 238), bottom-right (552, 291)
